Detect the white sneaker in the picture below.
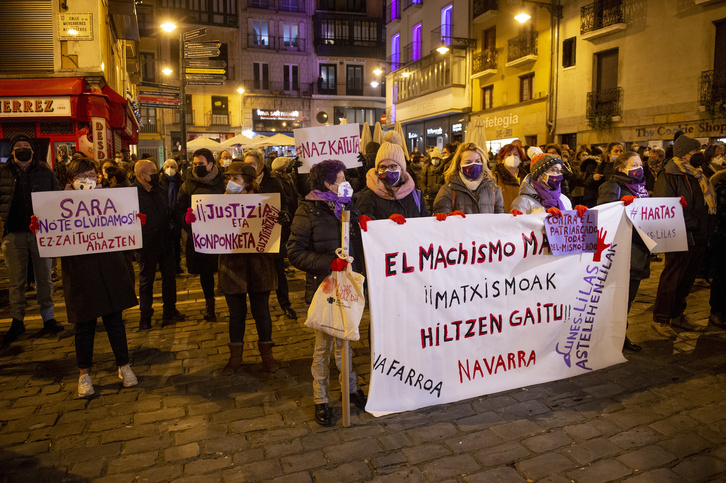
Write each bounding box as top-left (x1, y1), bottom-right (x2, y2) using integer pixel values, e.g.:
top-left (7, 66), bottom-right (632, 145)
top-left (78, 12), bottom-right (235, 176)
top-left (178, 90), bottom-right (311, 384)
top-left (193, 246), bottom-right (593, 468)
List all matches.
top-left (118, 364), bottom-right (138, 387)
top-left (78, 374), bottom-right (94, 397)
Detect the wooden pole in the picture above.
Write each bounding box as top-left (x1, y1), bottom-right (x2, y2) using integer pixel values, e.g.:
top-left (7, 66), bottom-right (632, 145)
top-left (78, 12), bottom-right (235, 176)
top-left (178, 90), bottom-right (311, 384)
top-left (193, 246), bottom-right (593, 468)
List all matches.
top-left (340, 210), bottom-right (351, 427)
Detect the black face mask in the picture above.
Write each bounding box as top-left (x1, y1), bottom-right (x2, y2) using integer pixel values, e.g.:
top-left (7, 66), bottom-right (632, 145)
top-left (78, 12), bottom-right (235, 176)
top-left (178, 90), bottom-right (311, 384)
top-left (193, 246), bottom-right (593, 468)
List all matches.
top-left (14, 148), bottom-right (32, 162)
top-left (148, 173), bottom-right (160, 187)
top-left (194, 165), bottom-right (208, 178)
top-left (689, 152), bottom-right (705, 168)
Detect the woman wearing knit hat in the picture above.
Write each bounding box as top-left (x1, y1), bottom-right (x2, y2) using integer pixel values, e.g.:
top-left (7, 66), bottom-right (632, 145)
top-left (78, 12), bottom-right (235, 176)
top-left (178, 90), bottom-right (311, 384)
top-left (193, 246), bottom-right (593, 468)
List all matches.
top-left (357, 131), bottom-right (428, 230)
top-left (510, 153), bottom-right (581, 216)
top-left (433, 142), bottom-right (504, 217)
top-left (652, 134), bottom-right (715, 334)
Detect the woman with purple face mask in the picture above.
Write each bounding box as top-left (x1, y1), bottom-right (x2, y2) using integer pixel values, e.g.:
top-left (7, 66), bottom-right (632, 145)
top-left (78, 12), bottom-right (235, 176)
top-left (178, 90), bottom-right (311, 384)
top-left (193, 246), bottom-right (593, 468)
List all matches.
top-left (432, 142), bottom-right (504, 217)
top-left (510, 154), bottom-right (574, 214)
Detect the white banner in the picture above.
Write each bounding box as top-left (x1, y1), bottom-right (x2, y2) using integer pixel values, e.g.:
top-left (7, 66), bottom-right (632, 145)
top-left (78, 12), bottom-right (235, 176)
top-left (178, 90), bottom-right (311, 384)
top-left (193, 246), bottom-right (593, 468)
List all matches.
top-left (31, 187), bottom-right (142, 257)
top-left (190, 193), bottom-right (281, 254)
top-left (361, 202), bottom-right (631, 417)
top-left (625, 197), bottom-right (687, 253)
top-left (293, 124), bottom-right (360, 173)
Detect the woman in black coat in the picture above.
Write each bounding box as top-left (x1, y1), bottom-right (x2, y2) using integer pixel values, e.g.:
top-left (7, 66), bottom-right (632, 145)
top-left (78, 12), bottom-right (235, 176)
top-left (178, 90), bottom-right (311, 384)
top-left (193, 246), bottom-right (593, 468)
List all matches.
top-left (584, 143), bottom-right (622, 207)
top-left (60, 158), bottom-right (139, 398)
top-left (287, 160), bottom-right (367, 427)
top-left (176, 148), bottom-right (226, 321)
top-left (160, 159), bottom-right (183, 273)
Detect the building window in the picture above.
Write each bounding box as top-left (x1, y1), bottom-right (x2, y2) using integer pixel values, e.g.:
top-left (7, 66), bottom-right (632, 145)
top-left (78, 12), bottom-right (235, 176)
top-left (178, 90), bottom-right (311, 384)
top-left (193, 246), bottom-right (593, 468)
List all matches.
top-left (520, 73), bottom-right (534, 102)
top-left (253, 21), bottom-right (269, 46)
top-left (211, 96), bottom-right (229, 125)
top-left (283, 64), bottom-right (299, 91)
top-left (137, 6), bottom-right (154, 37)
top-left (141, 52), bottom-right (155, 82)
top-left (319, 64), bottom-right (337, 94)
top-left (253, 62), bottom-right (269, 90)
top-left (482, 85), bottom-right (493, 110)
top-left (391, 33), bottom-right (400, 70)
top-left (139, 106), bottom-right (157, 133)
top-left (334, 106), bottom-right (385, 125)
top-left (412, 23), bottom-right (422, 62)
top-left (441, 4), bottom-right (453, 44)
top-left (282, 24), bottom-right (299, 49)
top-left (563, 37), bottom-right (576, 68)
top-left (483, 26), bottom-right (496, 51)
top-left (346, 65), bottom-right (363, 95)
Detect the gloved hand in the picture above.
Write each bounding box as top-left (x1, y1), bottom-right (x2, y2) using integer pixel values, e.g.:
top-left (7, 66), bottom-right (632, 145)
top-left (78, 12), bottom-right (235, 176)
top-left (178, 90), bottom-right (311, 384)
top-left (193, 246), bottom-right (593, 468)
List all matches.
top-left (277, 211), bottom-right (291, 226)
top-left (357, 152), bottom-right (367, 165)
top-left (330, 258), bottom-right (348, 271)
top-left (185, 207), bottom-right (196, 224)
top-left (359, 214), bottom-right (371, 232)
top-left (389, 214), bottom-right (406, 225)
top-left (574, 205), bottom-right (587, 218)
top-left (292, 156), bottom-right (303, 169)
top-left (621, 195), bottom-right (636, 206)
top-left (546, 207), bottom-right (562, 218)
top-left (435, 213), bottom-right (447, 221)
top-left (29, 215), bottom-right (40, 235)
top-left (679, 196), bottom-right (687, 208)
top-left (449, 210), bottom-right (466, 218)
top-left (510, 209), bottom-right (523, 217)
top-left (136, 213), bottom-right (147, 226)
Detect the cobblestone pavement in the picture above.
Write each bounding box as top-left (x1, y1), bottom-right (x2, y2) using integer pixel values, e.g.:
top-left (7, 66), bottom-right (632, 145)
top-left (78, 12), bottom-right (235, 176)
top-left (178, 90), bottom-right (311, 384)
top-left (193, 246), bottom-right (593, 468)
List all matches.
top-left (1, 257), bottom-right (726, 482)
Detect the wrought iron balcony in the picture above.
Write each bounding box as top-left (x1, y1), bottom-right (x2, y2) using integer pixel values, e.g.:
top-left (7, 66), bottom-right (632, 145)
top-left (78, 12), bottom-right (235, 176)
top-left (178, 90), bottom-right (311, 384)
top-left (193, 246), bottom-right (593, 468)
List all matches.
top-left (699, 70), bottom-right (726, 116)
top-left (157, 0), bottom-right (237, 27)
top-left (580, 0), bottom-right (625, 35)
top-left (386, 1), bottom-right (401, 23)
top-left (317, 0), bottom-right (366, 13)
top-left (473, 0), bottom-right (497, 18)
top-left (586, 87), bottom-right (623, 119)
top-left (278, 0), bottom-right (306, 13)
top-left (472, 49), bottom-right (497, 76)
top-left (208, 111), bottom-right (230, 126)
top-left (248, 0), bottom-right (274, 10)
top-left (248, 34), bottom-right (274, 49)
top-left (507, 30), bottom-right (537, 64)
top-left (139, 121), bottom-right (158, 133)
top-left (387, 54), bottom-right (402, 72)
top-left (312, 14), bottom-right (384, 57)
top-left (403, 41), bottom-right (422, 65)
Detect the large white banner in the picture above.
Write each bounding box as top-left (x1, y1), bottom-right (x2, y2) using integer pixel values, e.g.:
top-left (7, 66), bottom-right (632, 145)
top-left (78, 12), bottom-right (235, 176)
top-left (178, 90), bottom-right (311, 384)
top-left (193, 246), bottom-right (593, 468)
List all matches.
top-left (31, 187), bottom-right (142, 257)
top-left (190, 193), bottom-right (281, 254)
top-left (293, 124), bottom-right (360, 173)
top-left (361, 202), bottom-right (631, 416)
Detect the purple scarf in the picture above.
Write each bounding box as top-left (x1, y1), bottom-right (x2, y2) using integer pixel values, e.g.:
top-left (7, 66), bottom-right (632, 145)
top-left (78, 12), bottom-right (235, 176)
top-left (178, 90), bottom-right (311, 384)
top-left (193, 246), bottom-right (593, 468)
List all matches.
top-left (305, 190), bottom-right (351, 221)
top-left (625, 179), bottom-right (648, 198)
top-left (532, 180), bottom-right (565, 210)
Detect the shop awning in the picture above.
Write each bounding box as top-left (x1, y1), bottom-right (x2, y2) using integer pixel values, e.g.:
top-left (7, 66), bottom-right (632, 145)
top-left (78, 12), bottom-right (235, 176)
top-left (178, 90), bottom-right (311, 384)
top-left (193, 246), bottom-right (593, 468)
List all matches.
top-left (0, 77), bottom-right (85, 96)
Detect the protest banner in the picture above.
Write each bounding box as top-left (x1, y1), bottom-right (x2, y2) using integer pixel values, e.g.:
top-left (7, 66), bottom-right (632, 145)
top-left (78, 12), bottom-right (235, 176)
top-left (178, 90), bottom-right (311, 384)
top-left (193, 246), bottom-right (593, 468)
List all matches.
top-left (624, 197), bottom-right (687, 253)
top-left (544, 209), bottom-right (598, 255)
top-left (294, 124), bottom-right (360, 173)
top-left (190, 193), bottom-right (281, 254)
top-left (361, 202), bottom-right (631, 417)
top-left (31, 187), bottom-right (142, 257)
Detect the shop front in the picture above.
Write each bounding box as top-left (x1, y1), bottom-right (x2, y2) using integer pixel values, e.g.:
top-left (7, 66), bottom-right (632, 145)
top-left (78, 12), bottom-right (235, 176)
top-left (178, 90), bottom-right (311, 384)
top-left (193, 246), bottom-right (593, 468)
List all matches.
top-left (623, 118), bottom-right (726, 149)
top-left (0, 78), bottom-right (139, 167)
top-left (470, 99), bottom-right (547, 155)
top-left (252, 108), bottom-right (302, 135)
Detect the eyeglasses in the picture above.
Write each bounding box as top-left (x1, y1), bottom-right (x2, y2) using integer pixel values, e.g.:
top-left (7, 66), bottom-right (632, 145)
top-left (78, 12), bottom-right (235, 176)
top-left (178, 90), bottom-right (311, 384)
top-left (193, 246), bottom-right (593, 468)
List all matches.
top-left (377, 163), bottom-right (399, 172)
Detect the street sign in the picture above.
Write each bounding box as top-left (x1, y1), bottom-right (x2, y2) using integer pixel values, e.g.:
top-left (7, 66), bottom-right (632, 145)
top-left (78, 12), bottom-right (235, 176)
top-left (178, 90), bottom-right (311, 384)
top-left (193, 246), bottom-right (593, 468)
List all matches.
top-left (138, 95), bottom-right (180, 105)
top-left (139, 102), bottom-right (181, 109)
top-left (184, 41), bottom-right (221, 50)
top-left (138, 81), bottom-right (179, 91)
top-left (185, 59), bottom-right (227, 69)
top-left (185, 73), bottom-right (227, 81)
top-left (182, 27), bottom-right (207, 41)
top-left (138, 90), bottom-right (180, 98)
top-left (185, 68), bottom-right (226, 75)
top-left (186, 80), bottom-right (227, 86)
top-left (185, 49), bottom-right (221, 58)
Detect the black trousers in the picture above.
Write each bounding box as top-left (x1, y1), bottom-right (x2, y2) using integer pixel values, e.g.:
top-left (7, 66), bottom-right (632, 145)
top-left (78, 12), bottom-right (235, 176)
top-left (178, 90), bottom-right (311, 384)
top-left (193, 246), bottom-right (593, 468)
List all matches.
top-left (224, 292), bottom-right (273, 343)
top-left (75, 311), bottom-right (129, 369)
top-left (274, 256), bottom-right (291, 310)
top-left (137, 248), bottom-right (177, 319)
top-left (653, 246), bottom-right (706, 323)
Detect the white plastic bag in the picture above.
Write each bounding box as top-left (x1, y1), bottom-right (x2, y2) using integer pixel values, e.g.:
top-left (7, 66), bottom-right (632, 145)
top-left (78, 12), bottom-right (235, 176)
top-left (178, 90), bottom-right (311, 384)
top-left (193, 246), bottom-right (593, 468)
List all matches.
top-left (305, 250), bottom-right (365, 341)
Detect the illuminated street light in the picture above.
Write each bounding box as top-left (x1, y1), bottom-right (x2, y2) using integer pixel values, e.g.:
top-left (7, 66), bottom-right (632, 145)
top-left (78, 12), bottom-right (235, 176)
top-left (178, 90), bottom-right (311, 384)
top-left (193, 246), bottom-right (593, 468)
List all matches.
top-left (370, 81), bottom-right (379, 88)
top-left (162, 68), bottom-right (173, 76)
top-left (515, 12), bottom-right (531, 23)
top-left (160, 22), bottom-right (177, 33)
top-left (436, 45), bottom-right (449, 55)
top-left (237, 87), bottom-right (245, 94)
top-left (373, 68), bottom-right (383, 76)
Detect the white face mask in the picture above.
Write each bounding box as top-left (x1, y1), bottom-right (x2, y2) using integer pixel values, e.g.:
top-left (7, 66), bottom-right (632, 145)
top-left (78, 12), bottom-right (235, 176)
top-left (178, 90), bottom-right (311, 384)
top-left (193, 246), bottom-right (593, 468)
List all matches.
top-left (73, 179), bottom-right (97, 190)
top-left (712, 155), bottom-right (725, 166)
top-left (504, 154), bottom-right (520, 168)
top-left (431, 158), bottom-right (441, 166)
top-left (335, 181), bottom-right (353, 198)
top-left (165, 168), bottom-right (177, 177)
top-left (226, 180), bottom-right (244, 194)
top-left (221, 158), bottom-right (233, 168)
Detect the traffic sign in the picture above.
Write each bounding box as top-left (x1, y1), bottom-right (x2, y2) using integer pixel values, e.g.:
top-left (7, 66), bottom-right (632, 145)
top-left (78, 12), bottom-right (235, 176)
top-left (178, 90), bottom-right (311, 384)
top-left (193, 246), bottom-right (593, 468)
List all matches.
top-left (185, 49), bottom-right (221, 58)
top-left (138, 81), bottom-right (179, 91)
top-left (186, 80), bottom-right (227, 86)
top-left (138, 90), bottom-right (180, 98)
top-left (185, 59), bottom-right (227, 69)
top-left (182, 27), bottom-right (207, 41)
top-left (185, 73), bottom-right (227, 81)
top-left (184, 41), bottom-right (221, 50)
top-left (138, 95), bottom-right (180, 105)
top-left (185, 68), bottom-right (226, 75)
top-left (139, 102), bottom-right (181, 109)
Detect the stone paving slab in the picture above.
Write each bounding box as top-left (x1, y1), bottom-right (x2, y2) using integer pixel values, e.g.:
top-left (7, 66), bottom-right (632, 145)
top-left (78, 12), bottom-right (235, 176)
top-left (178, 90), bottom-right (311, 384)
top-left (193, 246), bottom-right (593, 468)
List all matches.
top-left (1, 258), bottom-right (726, 482)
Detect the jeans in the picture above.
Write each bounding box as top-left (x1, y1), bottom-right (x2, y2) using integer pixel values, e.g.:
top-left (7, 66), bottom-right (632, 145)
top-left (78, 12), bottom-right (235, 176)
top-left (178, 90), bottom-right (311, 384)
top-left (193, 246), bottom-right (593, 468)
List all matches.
top-left (75, 311), bottom-right (130, 369)
top-left (136, 247), bottom-right (177, 319)
top-left (311, 330), bottom-right (358, 404)
top-left (1, 231), bottom-right (54, 322)
top-left (653, 247), bottom-right (706, 323)
top-left (224, 292), bottom-right (273, 343)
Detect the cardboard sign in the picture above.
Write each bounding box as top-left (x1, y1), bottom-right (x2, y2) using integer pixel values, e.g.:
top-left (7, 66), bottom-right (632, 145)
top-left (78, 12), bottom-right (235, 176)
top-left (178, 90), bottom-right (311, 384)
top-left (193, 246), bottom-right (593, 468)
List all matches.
top-left (31, 187), bottom-right (143, 257)
top-left (190, 193), bottom-right (281, 254)
top-left (624, 197), bottom-right (687, 253)
top-left (544, 209), bottom-right (598, 255)
top-left (293, 124), bottom-right (360, 173)
top-left (361, 203), bottom-right (631, 417)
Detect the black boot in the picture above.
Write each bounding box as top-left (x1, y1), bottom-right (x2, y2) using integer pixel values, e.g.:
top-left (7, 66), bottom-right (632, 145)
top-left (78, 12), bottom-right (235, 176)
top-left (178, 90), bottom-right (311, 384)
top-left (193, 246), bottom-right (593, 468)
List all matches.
top-left (350, 389), bottom-right (367, 410)
top-left (42, 318), bottom-right (64, 335)
top-left (315, 403), bottom-right (333, 426)
top-left (205, 299), bottom-right (217, 322)
top-left (623, 337), bottom-right (641, 352)
top-left (3, 319), bottom-right (26, 345)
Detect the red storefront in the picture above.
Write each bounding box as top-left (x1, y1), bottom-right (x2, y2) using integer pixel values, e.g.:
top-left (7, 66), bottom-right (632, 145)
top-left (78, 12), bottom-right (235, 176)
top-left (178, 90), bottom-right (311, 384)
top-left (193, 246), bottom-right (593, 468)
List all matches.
top-left (0, 78), bottom-right (139, 167)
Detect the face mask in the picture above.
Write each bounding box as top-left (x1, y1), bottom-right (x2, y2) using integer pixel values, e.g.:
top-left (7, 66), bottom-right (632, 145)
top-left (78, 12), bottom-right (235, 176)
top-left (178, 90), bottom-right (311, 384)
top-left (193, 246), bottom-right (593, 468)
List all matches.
top-left (226, 180), bottom-right (244, 194)
top-left (504, 155), bottom-right (520, 168)
top-left (431, 158), bottom-right (441, 166)
top-left (461, 163), bottom-right (483, 180)
top-left (335, 181), bottom-right (353, 198)
top-left (148, 173), bottom-right (160, 187)
top-left (713, 155), bottom-right (725, 166)
top-left (610, 155), bottom-right (619, 163)
top-left (194, 165), bottom-right (208, 177)
top-left (165, 168), bottom-right (177, 177)
top-left (221, 158), bottom-right (232, 168)
top-left (14, 148), bottom-right (32, 162)
top-left (689, 152), bottom-right (705, 168)
top-left (627, 167), bottom-right (644, 182)
top-left (73, 178), bottom-right (97, 190)
top-left (381, 170), bottom-right (401, 185)
top-left (544, 174), bottom-right (563, 190)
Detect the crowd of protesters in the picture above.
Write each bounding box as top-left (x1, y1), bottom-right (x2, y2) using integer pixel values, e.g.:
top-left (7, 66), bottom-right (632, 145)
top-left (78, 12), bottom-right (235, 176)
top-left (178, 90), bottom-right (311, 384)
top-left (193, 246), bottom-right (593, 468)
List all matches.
top-left (1, 128), bottom-right (725, 426)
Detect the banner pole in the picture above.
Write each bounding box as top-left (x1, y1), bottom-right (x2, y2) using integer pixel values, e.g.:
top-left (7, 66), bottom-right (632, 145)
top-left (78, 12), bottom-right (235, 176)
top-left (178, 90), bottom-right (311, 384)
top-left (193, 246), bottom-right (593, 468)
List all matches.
top-left (341, 210), bottom-right (351, 427)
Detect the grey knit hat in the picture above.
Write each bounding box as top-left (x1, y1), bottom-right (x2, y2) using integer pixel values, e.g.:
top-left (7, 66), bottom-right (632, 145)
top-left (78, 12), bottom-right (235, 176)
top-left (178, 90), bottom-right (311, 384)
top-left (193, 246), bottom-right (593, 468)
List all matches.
top-left (672, 135), bottom-right (701, 158)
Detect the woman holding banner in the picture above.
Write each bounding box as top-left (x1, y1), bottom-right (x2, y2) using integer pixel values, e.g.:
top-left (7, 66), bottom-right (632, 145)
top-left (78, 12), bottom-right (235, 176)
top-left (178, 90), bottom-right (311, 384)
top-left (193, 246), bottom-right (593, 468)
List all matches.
top-left (217, 162), bottom-right (280, 374)
top-left (287, 160), bottom-right (367, 427)
top-left (357, 132), bottom-right (428, 230)
top-left (57, 157), bottom-right (139, 397)
top-left (433, 142), bottom-right (504, 218)
top-left (597, 151), bottom-right (649, 352)
top-left (510, 154), bottom-right (575, 215)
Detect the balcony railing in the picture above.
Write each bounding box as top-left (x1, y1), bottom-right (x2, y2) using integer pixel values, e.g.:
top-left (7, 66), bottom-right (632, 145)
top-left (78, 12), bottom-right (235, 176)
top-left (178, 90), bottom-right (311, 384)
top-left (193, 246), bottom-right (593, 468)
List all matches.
top-left (248, 0), bottom-right (306, 11)
top-left (387, 54), bottom-right (402, 72)
top-left (580, 0), bottom-right (625, 35)
top-left (586, 87), bottom-right (623, 119)
top-left (386, 1), bottom-right (401, 23)
top-left (430, 25), bottom-right (452, 51)
top-left (140, 121), bottom-right (158, 133)
top-left (312, 14), bottom-right (384, 57)
top-left (246, 35), bottom-right (306, 52)
top-left (507, 30), bottom-right (537, 63)
top-left (173, 111), bottom-right (195, 125)
top-left (402, 41), bottom-right (422, 65)
top-left (157, 0), bottom-right (237, 27)
top-left (208, 111), bottom-right (230, 125)
top-left (473, 0), bottom-right (497, 18)
top-left (317, 0), bottom-right (366, 13)
top-left (403, 0), bottom-right (422, 10)
top-left (699, 70), bottom-right (726, 116)
top-left (472, 49), bottom-right (497, 75)
top-left (248, 33), bottom-right (273, 49)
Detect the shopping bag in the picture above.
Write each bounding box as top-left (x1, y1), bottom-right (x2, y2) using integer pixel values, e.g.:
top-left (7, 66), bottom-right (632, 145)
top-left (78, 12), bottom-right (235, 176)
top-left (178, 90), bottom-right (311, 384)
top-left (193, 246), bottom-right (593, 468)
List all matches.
top-left (305, 250), bottom-right (365, 341)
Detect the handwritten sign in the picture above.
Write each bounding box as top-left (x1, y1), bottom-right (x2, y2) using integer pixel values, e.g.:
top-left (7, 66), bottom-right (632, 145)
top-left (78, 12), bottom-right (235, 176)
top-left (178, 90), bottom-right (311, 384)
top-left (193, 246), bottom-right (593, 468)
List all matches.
top-left (624, 198), bottom-right (687, 253)
top-left (190, 193), bottom-right (281, 254)
top-left (293, 124), bottom-right (360, 173)
top-left (544, 210), bottom-right (598, 255)
top-left (361, 203), bottom-right (631, 417)
top-left (31, 187), bottom-right (142, 257)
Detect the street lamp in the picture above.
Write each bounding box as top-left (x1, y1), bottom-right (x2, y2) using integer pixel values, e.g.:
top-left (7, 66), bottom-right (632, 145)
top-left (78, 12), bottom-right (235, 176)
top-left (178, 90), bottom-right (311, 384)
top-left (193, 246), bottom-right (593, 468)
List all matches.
top-left (435, 36), bottom-right (477, 55)
top-left (161, 21), bottom-right (189, 159)
top-left (162, 67), bottom-right (173, 76)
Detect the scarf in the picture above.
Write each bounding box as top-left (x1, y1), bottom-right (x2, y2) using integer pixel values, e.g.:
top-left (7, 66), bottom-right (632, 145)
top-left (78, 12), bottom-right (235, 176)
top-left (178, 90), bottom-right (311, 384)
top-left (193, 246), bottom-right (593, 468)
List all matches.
top-left (495, 163), bottom-right (520, 186)
top-left (305, 190), bottom-right (351, 221)
top-left (673, 157), bottom-right (717, 214)
top-left (624, 177), bottom-right (648, 198)
top-left (531, 179), bottom-right (565, 210)
top-left (459, 171), bottom-right (484, 192)
top-left (194, 164), bottom-right (219, 184)
top-left (365, 168), bottom-right (414, 200)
